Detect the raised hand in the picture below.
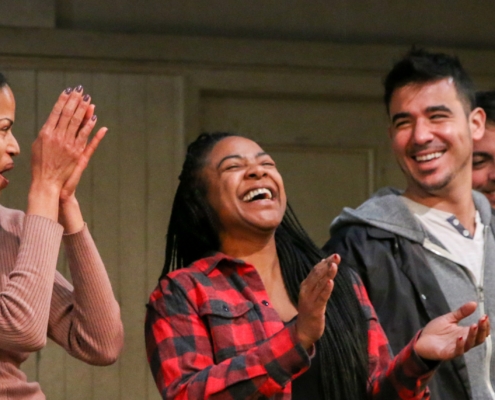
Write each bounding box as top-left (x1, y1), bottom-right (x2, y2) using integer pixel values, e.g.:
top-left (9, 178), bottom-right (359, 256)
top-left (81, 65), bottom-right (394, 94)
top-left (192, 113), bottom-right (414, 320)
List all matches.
top-left (296, 254), bottom-right (340, 349)
top-left (27, 86), bottom-right (103, 222)
top-left (30, 87), bottom-right (93, 192)
top-left (415, 302), bottom-right (490, 361)
top-left (59, 103), bottom-right (107, 203)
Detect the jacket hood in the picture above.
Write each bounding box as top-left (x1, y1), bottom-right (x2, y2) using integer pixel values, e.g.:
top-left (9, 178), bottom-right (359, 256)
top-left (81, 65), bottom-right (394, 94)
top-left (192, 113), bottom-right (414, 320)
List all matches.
top-left (330, 187), bottom-right (493, 243)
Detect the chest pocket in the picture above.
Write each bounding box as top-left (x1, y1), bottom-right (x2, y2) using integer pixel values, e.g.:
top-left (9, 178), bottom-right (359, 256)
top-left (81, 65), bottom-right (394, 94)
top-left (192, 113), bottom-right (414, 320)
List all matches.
top-left (199, 300), bottom-right (262, 363)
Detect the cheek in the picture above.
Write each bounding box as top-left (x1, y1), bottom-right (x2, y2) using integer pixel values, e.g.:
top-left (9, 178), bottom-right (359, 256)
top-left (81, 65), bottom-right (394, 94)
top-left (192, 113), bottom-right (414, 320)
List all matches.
top-left (472, 170), bottom-right (486, 187)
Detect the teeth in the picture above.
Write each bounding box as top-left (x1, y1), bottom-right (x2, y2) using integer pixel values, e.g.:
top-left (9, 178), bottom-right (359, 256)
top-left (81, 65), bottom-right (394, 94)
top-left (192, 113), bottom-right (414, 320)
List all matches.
top-left (415, 152), bottom-right (443, 162)
top-left (242, 188), bottom-right (273, 202)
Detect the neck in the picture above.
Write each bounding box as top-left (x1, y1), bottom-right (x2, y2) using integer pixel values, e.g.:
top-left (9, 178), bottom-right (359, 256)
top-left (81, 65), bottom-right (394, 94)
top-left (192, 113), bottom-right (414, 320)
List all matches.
top-left (404, 180), bottom-right (476, 234)
top-left (220, 231), bottom-right (279, 276)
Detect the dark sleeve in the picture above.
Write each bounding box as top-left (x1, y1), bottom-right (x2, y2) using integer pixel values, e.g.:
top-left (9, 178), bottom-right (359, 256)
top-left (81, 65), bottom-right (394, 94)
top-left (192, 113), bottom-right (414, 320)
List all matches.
top-left (323, 225), bottom-right (424, 356)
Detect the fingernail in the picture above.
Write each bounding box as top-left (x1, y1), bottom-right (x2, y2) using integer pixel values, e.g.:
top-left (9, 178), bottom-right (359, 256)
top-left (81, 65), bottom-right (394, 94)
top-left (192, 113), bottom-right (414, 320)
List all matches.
top-left (64, 87), bottom-right (73, 94)
top-left (75, 85), bottom-right (83, 93)
top-left (83, 94), bottom-right (90, 102)
top-left (483, 315), bottom-right (489, 322)
top-left (91, 114), bottom-right (97, 121)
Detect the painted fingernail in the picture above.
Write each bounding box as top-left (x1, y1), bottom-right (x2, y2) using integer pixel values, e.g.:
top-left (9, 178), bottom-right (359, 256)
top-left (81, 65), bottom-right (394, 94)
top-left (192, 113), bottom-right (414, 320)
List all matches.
top-left (458, 336), bottom-right (463, 341)
top-left (91, 114), bottom-right (97, 121)
top-left (83, 94), bottom-right (90, 102)
top-left (483, 315), bottom-right (489, 322)
top-left (64, 87), bottom-right (73, 94)
top-left (75, 85), bottom-right (83, 92)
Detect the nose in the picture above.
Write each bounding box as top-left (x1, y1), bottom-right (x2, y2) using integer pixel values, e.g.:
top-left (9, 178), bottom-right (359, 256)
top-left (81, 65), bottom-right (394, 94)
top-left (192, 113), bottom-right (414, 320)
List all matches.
top-left (411, 118), bottom-right (434, 145)
top-left (7, 132), bottom-right (20, 157)
top-left (488, 165), bottom-right (495, 183)
top-left (246, 163), bottom-right (266, 179)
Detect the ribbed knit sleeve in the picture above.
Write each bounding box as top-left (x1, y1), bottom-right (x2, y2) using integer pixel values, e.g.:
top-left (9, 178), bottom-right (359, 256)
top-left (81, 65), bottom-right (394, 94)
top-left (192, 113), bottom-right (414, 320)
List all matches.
top-left (0, 214), bottom-right (63, 352)
top-left (47, 224), bottom-right (124, 365)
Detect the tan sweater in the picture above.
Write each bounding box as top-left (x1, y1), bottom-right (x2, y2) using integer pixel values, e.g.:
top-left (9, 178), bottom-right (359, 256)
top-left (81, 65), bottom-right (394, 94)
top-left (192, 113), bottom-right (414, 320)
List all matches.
top-left (0, 205), bottom-right (124, 399)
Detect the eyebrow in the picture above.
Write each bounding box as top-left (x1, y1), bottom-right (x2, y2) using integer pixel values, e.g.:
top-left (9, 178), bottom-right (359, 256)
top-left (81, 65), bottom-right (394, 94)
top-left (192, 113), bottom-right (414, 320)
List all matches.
top-left (217, 151), bottom-right (268, 169)
top-left (425, 105), bottom-right (452, 114)
top-left (391, 112), bottom-right (411, 124)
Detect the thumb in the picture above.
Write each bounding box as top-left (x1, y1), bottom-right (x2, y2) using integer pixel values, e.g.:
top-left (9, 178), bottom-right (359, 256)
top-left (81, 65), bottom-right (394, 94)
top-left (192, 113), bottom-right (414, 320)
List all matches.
top-left (451, 302), bottom-right (477, 323)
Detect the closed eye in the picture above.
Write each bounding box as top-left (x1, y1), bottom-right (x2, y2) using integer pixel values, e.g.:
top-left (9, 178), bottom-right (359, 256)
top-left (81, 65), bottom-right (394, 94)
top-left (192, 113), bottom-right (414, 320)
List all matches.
top-left (473, 154), bottom-right (491, 169)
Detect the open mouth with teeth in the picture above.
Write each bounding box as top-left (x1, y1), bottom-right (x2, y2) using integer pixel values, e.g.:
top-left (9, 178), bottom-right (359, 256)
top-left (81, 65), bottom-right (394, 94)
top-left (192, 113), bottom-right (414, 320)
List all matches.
top-left (413, 151), bottom-right (445, 162)
top-left (242, 188), bottom-right (273, 202)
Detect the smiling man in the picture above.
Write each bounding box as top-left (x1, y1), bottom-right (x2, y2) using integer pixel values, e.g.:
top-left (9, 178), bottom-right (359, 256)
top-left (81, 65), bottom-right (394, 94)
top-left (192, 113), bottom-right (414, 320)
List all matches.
top-left (323, 49), bottom-right (495, 400)
top-left (473, 90), bottom-right (495, 208)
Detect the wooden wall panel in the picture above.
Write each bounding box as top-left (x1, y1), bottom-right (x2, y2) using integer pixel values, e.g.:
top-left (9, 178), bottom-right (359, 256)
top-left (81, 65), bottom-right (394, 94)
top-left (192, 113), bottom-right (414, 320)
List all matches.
top-left (1, 69), bottom-right (183, 399)
top-left (91, 73), bottom-right (123, 400)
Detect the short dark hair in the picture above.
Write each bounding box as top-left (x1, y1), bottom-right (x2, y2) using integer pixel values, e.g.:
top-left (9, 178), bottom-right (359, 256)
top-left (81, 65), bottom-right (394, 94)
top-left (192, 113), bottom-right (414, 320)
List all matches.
top-left (384, 48), bottom-right (476, 115)
top-left (0, 72), bottom-right (8, 88)
top-left (476, 90), bottom-right (495, 125)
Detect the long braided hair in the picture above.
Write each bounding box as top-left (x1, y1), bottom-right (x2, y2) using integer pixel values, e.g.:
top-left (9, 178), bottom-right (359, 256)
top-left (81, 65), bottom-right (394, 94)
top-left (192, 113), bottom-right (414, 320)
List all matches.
top-left (161, 132), bottom-right (369, 399)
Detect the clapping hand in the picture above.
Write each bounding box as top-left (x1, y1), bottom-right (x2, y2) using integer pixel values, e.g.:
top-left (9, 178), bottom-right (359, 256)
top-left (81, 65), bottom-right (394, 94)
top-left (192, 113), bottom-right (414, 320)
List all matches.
top-left (296, 254), bottom-right (340, 349)
top-left (415, 302), bottom-right (490, 361)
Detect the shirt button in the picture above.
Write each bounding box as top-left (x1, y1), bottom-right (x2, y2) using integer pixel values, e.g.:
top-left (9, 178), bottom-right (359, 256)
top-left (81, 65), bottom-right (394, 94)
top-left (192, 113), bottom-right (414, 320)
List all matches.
top-left (262, 300), bottom-right (269, 306)
top-left (222, 305), bottom-right (229, 312)
top-left (462, 230), bottom-right (469, 237)
top-left (421, 294), bottom-right (427, 300)
top-left (453, 219), bottom-right (459, 226)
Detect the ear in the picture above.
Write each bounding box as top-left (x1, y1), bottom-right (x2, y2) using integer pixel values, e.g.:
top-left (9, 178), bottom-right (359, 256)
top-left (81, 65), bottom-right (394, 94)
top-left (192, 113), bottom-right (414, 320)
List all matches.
top-left (469, 107), bottom-right (486, 141)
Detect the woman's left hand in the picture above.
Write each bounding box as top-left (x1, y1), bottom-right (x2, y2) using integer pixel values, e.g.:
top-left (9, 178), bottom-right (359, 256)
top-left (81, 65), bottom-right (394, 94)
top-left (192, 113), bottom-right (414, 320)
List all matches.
top-left (414, 302), bottom-right (490, 361)
top-left (59, 104), bottom-right (107, 203)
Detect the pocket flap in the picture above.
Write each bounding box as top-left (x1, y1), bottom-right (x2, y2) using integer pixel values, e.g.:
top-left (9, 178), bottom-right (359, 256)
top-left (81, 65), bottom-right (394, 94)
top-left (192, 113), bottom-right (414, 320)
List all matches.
top-left (200, 299), bottom-right (254, 319)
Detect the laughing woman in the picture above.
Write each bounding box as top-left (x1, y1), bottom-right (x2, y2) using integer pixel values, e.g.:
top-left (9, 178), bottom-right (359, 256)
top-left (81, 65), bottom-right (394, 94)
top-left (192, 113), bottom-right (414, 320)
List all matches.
top-left (0, 73), bottom-right (123, 399)
top-left (146, 132), bottom-right (489, 400)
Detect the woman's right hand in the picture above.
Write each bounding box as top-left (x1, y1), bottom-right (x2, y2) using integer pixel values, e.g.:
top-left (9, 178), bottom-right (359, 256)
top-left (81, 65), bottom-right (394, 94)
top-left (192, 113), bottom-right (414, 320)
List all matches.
top-left (31, 87), bottom-right (93, 191)
top-left (27, 86), bottom-right (95, 220)
top-left (296, 254), bottom-right (340, 349)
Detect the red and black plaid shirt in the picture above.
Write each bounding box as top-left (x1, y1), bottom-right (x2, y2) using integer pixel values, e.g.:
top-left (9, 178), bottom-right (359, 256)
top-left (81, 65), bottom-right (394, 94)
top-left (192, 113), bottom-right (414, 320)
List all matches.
top-left (146, 253), bottom-right (435, 399)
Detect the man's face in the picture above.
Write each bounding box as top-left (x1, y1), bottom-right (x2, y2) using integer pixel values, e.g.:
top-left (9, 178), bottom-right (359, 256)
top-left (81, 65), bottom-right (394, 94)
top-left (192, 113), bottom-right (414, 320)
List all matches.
top-left (472, 122), bottom-right (495, 207)
top-left (388, 78), bottom-right (485, 199)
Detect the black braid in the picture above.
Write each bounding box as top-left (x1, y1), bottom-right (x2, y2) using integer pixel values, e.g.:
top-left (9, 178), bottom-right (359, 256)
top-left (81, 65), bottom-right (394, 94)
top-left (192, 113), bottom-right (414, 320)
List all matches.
top-left (160, 133), bottom-right (369, 399)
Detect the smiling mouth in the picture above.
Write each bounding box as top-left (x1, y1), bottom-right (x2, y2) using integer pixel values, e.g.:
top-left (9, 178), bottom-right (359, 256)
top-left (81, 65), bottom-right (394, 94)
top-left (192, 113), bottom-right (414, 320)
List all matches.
top-left (242, 188), bottom-right (273, 202)
top-left (413, 151), bottom-right (444, 162)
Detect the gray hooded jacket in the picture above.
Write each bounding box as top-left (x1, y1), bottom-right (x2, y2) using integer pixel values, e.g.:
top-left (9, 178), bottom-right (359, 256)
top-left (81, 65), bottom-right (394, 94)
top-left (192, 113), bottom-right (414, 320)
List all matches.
top-left (324, 187), bottom-right (495, 400)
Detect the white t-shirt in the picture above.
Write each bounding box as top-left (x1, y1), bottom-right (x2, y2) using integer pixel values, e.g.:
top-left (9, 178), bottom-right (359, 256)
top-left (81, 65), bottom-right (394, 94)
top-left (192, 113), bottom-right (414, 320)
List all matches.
top-left (401, 196), bottom-right (484, 285)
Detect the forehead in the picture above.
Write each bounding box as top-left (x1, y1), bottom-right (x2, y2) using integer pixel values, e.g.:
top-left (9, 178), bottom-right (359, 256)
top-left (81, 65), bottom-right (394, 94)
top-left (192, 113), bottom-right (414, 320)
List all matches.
top-left (207, 136), bottom-right (265, 165)
top-left (474, 123), bottom-right (495, 151)
top-left (389, 78), bottom-right (464, 115)
top-left (0, 86), bottom-right (15, 119)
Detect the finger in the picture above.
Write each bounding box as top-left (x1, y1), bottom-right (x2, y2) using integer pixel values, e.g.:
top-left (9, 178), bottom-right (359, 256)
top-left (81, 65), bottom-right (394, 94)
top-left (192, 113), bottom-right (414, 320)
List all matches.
top-left (65, 94), bottom-right (92, 139)
top-left (314, 279), bottom-right (334, 307)
top-left (328, 253), bottom-right (341, 266)
top-left (74, 113), bottom-right (98, 148)
top-left (302, 260), bottom-right (330, 292)
top-left (39, 88), bottom-right (72, 133)
top-left (328, 261), bottom-right (338, 280)
top-left (463, 324), bottom-right (478, 352)
top-left (79, 104), bottom-right (96, 134)
top-left (54, 87), bottom-right (85, 133)
top-left (82, 127), bottom-right (107, 161)
top-left (451, 302), bottom-right (477, 323)
top-left (455, 336), bottom-right (465, 357)
top-left (475, 315), bottom-right (490, 346)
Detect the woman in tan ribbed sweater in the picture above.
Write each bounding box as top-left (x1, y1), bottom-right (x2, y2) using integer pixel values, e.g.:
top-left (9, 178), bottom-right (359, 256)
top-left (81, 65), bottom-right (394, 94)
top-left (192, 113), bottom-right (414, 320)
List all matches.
top-left (0, 73), bottom-right (123, 399)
